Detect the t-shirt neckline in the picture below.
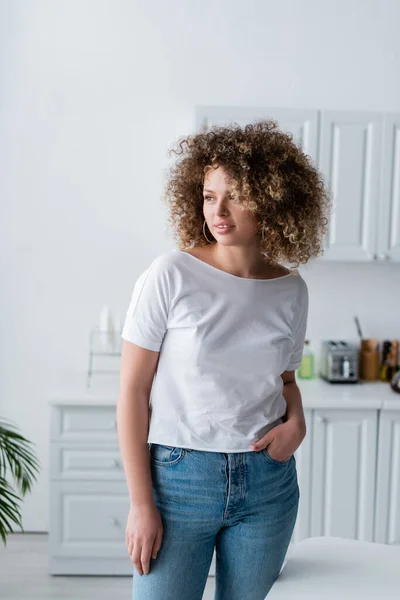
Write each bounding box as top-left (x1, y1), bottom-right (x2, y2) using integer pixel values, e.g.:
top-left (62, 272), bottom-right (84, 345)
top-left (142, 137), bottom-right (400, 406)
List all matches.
top-left (175, 249), bottom-right (297, 282)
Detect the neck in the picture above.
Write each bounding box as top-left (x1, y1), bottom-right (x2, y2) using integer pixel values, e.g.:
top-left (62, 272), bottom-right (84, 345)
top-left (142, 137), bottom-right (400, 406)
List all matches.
top-left (209, 243), bottom-right (272, 279)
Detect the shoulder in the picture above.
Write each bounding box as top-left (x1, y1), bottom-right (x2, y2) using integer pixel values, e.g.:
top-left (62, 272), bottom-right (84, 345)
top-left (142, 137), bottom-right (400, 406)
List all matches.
top-left (291, 272), bottom-right (309, 316)
top-left (290, 269), bottom-right (308, 293)
top-left (138, 249), bottom-right (185, 285)
top-left (148, 249), bottom-right (183, 272)
top-left (273, 263), bottom-right (307, 291)
top-left (278, 267), bottom-right (308, 309)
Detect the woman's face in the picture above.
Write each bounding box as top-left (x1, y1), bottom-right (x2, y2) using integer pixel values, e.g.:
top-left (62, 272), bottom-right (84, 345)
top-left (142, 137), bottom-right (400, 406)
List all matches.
top-left (203, 166), bottom-right (260, 246)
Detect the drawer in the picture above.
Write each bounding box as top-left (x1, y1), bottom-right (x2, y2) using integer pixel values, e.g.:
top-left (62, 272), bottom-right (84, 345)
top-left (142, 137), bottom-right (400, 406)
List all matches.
top-left (50, 481), bottom-right (129, 558)
top-left (50, 444), bottom-right (125, 481)
top-left (51, 405), bottom-right (118, 442)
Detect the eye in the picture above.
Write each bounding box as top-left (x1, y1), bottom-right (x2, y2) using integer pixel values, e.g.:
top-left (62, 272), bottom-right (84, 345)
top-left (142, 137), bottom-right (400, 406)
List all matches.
top-left (203, 194), bottom-right (239, 203)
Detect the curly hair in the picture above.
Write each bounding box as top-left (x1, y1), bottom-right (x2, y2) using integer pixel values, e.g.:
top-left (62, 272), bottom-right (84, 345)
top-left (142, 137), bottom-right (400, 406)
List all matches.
top-left (163, 119), bottom-right (331, 267)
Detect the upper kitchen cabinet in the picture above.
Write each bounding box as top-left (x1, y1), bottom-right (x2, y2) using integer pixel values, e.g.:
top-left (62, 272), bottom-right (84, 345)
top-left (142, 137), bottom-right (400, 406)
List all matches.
top-left (318, 111), bottom-right (383, 262)
top-left (376, 114), bottom-right (400, 262)
top-left (195, 106), bottom-right (319, 165)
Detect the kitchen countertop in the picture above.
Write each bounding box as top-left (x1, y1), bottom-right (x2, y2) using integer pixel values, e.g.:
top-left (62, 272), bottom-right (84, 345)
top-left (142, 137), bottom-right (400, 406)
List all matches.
top-left (49, 377), bottom-right (400, 409)
top-left (297, 378), bottom-right (400, 409)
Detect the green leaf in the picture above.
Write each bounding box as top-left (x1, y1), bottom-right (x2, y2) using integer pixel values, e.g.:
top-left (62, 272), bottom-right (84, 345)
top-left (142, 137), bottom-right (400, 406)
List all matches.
top-left (0, 419), bottom-right (40, 544)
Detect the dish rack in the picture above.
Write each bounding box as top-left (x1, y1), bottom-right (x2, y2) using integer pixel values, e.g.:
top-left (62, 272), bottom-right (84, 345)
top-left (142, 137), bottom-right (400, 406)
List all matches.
top-left (86, 327), bottom-right (122, 389)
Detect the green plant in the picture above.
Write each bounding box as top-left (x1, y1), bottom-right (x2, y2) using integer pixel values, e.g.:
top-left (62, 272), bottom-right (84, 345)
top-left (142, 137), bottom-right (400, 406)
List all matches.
top-left (0, 418), bottom-right (40, 544)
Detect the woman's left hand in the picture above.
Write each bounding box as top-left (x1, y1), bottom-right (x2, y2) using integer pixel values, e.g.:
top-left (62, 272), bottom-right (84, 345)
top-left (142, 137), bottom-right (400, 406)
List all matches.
top-left (251, 419), bottom-right (306, 461)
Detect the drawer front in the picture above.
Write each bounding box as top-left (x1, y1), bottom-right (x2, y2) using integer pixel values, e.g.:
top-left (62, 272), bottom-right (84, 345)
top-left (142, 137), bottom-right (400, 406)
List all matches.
top-left (51, 444), bottom-right (125, 481)
top-left (50, 481), bottom-right (129, 558)
top-left (52, 405), bottom-right (118, 442)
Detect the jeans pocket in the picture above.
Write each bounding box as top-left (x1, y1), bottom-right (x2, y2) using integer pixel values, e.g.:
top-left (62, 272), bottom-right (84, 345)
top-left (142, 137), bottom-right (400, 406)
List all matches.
top-left (149, 443), bottom-right (186, 466)
top-left (261, 448), bottom-right (292, 466)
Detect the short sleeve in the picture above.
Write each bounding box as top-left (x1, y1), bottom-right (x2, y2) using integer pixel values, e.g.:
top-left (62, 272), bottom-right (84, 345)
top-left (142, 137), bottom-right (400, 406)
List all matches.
top-left (286, 280), bottom-right (309, 371)
top-left (121, 256), bottom-right (170, 352)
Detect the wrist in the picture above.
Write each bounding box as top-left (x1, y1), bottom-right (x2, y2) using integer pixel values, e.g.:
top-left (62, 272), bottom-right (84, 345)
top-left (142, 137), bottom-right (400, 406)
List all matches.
top-left (285, 416), bottom-right (306, 435)
top-left (130, 500), bottom-right (156, 511)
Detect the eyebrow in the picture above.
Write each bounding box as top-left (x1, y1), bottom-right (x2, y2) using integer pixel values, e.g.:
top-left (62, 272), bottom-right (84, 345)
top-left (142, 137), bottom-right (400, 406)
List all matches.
top-left (202, 189), bottom-right (231, 194)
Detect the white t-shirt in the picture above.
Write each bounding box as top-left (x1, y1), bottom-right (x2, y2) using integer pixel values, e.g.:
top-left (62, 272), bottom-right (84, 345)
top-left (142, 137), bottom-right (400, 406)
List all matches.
top-left (121, 249), bottom-right (309, 453)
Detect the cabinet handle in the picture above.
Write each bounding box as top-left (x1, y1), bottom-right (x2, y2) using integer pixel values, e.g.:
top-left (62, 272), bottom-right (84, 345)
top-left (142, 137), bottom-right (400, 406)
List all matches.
top-left (378, 253), bottom-right (390, 260)
top-left (109, 420), bottom-right (117, 429)
top-left (109, 517), bottom-right (119, 526)
top-left (110, 459), bottom-right (120, 469)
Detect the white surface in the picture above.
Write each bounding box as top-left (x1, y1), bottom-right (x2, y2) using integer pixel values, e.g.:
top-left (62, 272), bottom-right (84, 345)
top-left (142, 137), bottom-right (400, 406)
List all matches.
top-left (269, 537), bottom-right (400, 599)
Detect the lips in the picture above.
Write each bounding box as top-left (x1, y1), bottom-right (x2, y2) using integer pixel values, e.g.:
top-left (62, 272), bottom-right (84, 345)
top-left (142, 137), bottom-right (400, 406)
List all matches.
top-left (214, 225), bottom-right (235, 234)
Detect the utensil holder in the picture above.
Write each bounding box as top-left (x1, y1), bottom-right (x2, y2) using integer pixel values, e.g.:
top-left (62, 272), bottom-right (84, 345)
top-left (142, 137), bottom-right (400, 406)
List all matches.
top-left (360, 339), bottom-right (380, 381)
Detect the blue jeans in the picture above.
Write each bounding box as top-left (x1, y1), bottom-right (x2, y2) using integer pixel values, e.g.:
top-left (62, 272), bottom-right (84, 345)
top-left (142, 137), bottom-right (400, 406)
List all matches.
top-left (132, 443), bottom-right (299, 600)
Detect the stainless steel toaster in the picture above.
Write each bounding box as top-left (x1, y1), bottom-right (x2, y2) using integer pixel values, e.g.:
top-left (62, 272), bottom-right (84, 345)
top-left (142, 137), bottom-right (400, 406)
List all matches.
top-left (320, 340), bottom-right (359, 383)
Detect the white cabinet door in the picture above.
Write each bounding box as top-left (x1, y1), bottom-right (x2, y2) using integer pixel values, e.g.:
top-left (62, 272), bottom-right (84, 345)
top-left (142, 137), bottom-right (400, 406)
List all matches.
top-left (318, 111), bottom-right (383, 262)
top-left (374, 410), bottom-right (400, 545)
top-left (195, 106), bottom-right (319, 164)
top-left (311, 409), bottom-right (378, 541)
top-left (377, 114), bottom-right (400, 263)
top-left (50, 480), bottom-right (129, 558)
top-left (292, 409), bottom-right (312, 542)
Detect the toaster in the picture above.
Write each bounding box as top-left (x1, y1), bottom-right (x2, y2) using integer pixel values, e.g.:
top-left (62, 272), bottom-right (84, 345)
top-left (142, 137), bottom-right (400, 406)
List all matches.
top-left (320, 340), bottom-right (359, 383)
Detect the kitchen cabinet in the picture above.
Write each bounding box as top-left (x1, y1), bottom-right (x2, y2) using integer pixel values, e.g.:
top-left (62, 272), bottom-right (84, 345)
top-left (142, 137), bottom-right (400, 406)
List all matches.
top-left (310, 408), bottom-right (378, 542)
top-left (374, 408), bottom-right (400, 545)
top-left (377, 114), bottom-right (400, 263)
top-left (49, 404), bottom-right (133, 575)
top-left (318, 111), bottom-right (382, 262)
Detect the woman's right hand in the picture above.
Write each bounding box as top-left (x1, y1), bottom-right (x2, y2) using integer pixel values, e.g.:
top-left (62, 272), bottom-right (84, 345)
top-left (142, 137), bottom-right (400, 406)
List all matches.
top-left (125, 503), bottom-right (164, 576)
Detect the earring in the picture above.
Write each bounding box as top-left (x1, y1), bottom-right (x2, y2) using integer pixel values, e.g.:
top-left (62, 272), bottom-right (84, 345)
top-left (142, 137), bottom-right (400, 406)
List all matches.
top-left (203, 220), bottom-right (214, 243)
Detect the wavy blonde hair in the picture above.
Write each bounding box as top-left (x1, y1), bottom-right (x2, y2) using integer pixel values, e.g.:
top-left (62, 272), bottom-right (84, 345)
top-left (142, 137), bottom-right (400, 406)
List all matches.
top-left (163, 120), bottom-right (331, 267)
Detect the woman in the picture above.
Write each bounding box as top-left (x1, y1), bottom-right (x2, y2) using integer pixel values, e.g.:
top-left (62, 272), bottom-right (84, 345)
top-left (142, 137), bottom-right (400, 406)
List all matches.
top-left (117, 120), bottom-right (330, 600)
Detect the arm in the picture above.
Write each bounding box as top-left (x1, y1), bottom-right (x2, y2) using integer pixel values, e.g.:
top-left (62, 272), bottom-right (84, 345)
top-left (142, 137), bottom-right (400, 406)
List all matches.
top-left (117, 339), bottom-right (164, 576)
top-left (251, 370), bottom-right (306, 455)
top-left (117, 339), bottom-right (159, 508)
top-left (117, 255), bottom-right (170, 506)
top-left (118, 256), bottom-right (171, 575)
top-left (281, 370), bottom-right (306, 433)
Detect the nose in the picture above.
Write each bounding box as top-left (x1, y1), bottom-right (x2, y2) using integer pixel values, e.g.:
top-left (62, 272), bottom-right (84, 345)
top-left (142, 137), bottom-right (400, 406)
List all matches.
top-left (215, 198), bottom-right (229, 216)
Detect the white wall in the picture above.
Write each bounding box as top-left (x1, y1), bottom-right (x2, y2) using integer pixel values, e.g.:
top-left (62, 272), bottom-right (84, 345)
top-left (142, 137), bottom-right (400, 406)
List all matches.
top-left (1, 0), bottom-right (399, 531)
